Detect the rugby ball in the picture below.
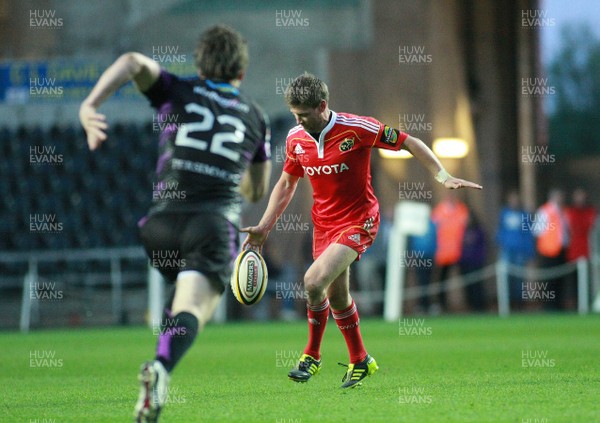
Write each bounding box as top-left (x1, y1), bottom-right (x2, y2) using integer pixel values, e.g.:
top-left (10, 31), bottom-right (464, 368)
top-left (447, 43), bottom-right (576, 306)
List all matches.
top-left (230, 249), bottom-right (268, 305)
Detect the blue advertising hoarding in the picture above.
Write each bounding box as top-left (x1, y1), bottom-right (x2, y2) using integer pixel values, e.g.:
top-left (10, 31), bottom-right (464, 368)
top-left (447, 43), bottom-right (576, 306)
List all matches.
top-left (0, 59), bottom-right (197, 103)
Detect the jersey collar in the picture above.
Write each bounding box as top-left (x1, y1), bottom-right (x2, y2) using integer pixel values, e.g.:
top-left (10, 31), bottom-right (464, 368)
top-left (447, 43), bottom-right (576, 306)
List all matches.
top-left (205, 79), bottom-right (239, 96)
top-left (315, 110), bottom-right (337, 159)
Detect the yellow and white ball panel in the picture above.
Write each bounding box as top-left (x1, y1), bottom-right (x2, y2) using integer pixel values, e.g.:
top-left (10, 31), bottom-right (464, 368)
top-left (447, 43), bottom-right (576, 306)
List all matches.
top-left (230, 249), bottom-right (268, 305)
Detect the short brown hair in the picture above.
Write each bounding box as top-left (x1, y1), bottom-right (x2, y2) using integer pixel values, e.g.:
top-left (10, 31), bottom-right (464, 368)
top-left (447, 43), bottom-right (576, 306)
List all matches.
top-left (194, 25), bottom-right (248, 81)
top-left (284, 72), bottom-right (329, 108)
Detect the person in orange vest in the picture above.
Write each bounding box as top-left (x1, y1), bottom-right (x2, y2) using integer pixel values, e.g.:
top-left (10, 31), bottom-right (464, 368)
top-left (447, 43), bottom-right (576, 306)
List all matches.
top-left (532, 189), bottom-right (570, 310)
top-left (431, 192), bottom-right (469, 313)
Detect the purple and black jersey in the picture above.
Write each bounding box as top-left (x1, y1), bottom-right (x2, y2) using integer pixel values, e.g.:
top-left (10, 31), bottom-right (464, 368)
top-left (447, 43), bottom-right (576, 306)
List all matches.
top-left (143, 70), bottom-right (270, 226)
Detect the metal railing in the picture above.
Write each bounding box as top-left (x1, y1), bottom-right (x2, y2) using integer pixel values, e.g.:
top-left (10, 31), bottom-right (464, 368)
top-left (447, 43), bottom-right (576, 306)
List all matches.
top-left (388, 258), bottom-right (590, 317)
top-left (7, 218), bottom-right (600, 331)
top-left (0, 247), bottom-right (148, 332)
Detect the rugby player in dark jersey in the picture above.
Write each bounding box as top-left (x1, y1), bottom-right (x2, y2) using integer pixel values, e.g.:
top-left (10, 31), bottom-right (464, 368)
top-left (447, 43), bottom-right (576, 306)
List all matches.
top-left (79, 25), bottom-right (271, 422)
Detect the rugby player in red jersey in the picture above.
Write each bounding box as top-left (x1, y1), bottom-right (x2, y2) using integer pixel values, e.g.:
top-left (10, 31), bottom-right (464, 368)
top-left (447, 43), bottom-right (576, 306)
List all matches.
top-left (242, 73), bottom-right (481, 388)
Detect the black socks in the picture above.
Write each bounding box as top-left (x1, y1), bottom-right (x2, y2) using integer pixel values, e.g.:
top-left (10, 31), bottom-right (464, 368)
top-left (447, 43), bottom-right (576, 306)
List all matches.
top-left (155, 311), bottom-right (199, 373)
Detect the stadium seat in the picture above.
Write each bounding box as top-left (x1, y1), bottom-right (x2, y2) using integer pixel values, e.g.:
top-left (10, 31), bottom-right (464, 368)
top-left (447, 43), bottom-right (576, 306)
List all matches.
top-left (3, 122), bottom-right (157, 254)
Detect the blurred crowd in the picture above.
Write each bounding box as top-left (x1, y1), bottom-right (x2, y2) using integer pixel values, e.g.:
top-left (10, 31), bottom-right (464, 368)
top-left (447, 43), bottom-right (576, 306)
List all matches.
top-left (497, 188), bottom-right (597, 312)
top-left (400, 187), bottom-right (597, 315)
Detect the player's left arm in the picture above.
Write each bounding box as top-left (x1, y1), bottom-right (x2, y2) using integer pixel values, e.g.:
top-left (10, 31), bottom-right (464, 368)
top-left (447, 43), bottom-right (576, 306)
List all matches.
top-left (79, 52), bottom-right (161, 150)
top-left (402, 135), bottom-right (483, 190)
top-left (241, 161), bottom-right (272, 202)
top-left (241, 113), bottom-right (272, 202)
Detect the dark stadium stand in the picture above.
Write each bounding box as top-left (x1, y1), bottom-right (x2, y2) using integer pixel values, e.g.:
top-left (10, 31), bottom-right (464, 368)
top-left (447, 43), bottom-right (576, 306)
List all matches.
top-left (2, 123), bottom-right (157, 251)
top-left (0, 115), bottom-right (293, 329)
top-left (0, 123), bottom-right (158, 328)
top-left (1, 114), bottom-right (293, 252)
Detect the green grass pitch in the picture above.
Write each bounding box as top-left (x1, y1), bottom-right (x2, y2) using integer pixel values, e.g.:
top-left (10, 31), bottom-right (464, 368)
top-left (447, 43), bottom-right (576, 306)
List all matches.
top-left (2, 314), bottom-right (599, 422)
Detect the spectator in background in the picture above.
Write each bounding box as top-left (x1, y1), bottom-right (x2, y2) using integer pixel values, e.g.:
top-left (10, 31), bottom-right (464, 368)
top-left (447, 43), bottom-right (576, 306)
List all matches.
top-left (495, 190), bottom-right (536, 309)
top-left (565, 188), bottom-right (597, 262)
top-left (407, 216), bottom-right (437, 315)
top-left (532, 189), bottom-right (569, 310)
top-left (564, 188), bottom-right (597, 310)
top-left (432, 192), bottom-right (469, 312)
top-left (459, 209), bottom-right (487, 312)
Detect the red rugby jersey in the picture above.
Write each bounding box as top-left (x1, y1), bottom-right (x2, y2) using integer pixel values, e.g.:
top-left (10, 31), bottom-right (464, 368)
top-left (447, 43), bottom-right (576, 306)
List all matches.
top-left (283, 111), bottom-right (408, 229)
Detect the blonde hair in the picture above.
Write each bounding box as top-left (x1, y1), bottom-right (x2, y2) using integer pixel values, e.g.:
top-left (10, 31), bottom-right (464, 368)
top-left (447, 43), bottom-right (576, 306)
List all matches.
top-left (284, 72), bottom-right (329, 108)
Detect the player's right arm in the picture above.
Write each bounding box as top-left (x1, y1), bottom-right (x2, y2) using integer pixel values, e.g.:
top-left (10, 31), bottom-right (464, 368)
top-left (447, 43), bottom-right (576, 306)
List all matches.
top-left (79, 52), bottom-right (160, 151)
top-left (240, 171), bottom-right (300, 251)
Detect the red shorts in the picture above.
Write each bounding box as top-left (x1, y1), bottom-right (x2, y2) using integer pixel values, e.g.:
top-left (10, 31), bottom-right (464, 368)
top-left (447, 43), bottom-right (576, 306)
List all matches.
top-left (312, 213), bottom-right (380, 260)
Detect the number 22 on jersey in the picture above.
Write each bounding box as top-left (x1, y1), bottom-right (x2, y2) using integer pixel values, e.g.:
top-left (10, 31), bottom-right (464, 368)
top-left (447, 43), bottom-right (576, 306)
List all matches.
top-left (174, 103), bottom-right (246, 162)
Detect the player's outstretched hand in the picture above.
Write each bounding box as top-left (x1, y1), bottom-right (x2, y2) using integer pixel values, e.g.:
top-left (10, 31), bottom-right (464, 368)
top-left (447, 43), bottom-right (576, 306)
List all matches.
top-left (444, 176), bottom-right (482, 190)
top-left (79, 103), bottom-right (108, 151)
top-left (239, 225), bottom-right (269, 253)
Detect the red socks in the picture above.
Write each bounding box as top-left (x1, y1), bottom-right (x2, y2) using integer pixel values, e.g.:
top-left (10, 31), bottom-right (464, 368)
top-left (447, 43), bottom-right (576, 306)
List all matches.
top-left (303, 298), bottom-right (330, 360)
top-left (304, 298), bottom-right (368, 364)
top-left (332, 300), bottom-right (367, 364)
